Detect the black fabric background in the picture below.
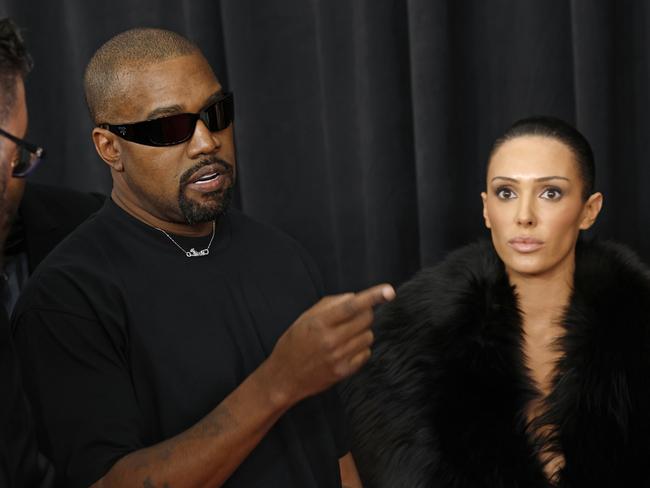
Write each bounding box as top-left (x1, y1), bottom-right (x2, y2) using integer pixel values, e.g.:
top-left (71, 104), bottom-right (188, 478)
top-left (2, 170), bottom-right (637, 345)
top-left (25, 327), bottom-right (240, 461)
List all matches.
top-left (2, 0), bottom-right (648, 292)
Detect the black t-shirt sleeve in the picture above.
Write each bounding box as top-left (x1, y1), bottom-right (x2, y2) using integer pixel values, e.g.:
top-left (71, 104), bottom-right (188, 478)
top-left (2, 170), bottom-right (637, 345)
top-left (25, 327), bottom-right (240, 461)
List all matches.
top-left (13, 308), bottom-right (145, 488)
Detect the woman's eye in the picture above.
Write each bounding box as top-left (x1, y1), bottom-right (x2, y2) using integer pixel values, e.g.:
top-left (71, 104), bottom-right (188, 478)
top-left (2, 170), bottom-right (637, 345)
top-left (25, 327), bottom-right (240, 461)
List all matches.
top-left (541, 188), bottom-right (563, 200)
top-left (496, 188), bottom-right (516, 200)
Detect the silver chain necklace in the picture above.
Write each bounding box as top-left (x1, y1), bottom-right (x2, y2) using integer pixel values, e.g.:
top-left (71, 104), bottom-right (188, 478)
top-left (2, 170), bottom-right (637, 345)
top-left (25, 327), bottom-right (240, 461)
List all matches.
top-left (155, 221), bottom-right (216, 258)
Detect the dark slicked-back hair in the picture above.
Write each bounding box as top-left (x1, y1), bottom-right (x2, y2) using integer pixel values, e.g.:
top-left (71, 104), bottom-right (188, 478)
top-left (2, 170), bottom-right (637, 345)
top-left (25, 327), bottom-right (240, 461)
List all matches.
top-left (0, 18), bottom-right (32, 124)
top-left (488, 116), bottom-right (596, 201)
top-left (83, 28), bottom-right (200, 124)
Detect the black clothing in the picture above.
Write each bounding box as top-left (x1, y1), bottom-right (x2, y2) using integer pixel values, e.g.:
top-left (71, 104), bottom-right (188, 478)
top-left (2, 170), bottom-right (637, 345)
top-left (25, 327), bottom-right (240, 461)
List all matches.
top-left (13, 199), bottom-right (347, 488)
top-left (2, 182), bottom-right (105, 316)
top-left (14, 182), bottom-right (105, 272)
top-left (343, 240), bottom-right (650, 487)
top-left (1, 251), bottom-right (28, 318)
top-left (0, 304), bottom-right (53, 487)
top-left (0, 182), bottom-right (91, 486)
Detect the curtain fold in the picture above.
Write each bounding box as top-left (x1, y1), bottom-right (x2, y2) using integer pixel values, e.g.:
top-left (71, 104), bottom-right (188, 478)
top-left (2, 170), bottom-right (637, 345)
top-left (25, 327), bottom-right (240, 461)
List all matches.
top-left (3, 0), bottom-right (648, 292)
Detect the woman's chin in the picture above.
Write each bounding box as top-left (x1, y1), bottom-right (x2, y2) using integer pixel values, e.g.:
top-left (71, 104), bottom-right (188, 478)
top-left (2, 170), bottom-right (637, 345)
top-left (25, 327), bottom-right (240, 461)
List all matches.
top-left (501, 252), bottom-right (552, 278)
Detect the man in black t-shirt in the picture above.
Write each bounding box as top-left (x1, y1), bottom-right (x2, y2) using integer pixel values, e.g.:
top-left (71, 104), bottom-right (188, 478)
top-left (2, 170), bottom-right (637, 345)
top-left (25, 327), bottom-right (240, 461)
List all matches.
top-left (0, 18), bottom-right (52, 487)
top-left (12, 28), bottom-right (394, 487)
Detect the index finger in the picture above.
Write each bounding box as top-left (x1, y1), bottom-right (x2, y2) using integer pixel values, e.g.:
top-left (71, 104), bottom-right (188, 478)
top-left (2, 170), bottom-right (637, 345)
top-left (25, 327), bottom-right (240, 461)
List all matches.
top-left (328, 283), bottom-right (395, 323)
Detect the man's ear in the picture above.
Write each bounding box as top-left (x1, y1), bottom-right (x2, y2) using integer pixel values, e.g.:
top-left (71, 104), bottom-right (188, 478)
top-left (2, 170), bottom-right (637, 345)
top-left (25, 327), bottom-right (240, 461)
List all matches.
top-left (92, 128), bottom-right (124, 172)
top-left (481, 192), bottom-right (491, 229)
top-left (579, 192), bottom-right (604, 230)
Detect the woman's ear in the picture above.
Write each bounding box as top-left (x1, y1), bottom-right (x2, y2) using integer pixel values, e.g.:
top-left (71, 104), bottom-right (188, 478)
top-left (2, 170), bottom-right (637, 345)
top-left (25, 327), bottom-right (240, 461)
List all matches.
top-left (92, 127), bottom-right (124, 172)
top-left (579, 192), bottom-right (603, 230)
top-left (481, 192), bottom-right (492, 229)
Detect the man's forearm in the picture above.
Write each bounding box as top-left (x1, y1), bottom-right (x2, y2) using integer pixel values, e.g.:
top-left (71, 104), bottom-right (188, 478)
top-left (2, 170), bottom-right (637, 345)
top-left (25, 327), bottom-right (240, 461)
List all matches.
top-left (92, 359), bottom-right (291, 488)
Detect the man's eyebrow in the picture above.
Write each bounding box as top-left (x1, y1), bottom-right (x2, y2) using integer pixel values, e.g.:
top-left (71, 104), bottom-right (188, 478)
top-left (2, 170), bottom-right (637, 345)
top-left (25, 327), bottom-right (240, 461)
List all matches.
top-left (145, 90), bottom-right (224, 120)
top-left (491, 176), bottom-right (570, 183)
top-left (146, 104), bottom-right (184, 120)
top-left (201, 90), bottom-right (224, 110)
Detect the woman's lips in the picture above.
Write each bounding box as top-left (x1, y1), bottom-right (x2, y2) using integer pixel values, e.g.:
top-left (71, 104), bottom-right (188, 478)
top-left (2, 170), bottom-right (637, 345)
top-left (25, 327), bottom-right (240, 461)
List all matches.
top-left (507, 237), bottom-right (544, 253)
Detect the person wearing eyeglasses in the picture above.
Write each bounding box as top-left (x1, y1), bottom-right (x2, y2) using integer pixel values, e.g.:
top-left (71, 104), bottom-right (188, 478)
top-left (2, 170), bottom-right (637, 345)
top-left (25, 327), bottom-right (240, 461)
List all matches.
top-left (0, 18), bottom-right (53, 488)
top-left (0, 46), bottom-right (45, 251)
top-left (0, 26), bottom-right (105, 318)
top-left (12, 27), bottom-right (391, 488)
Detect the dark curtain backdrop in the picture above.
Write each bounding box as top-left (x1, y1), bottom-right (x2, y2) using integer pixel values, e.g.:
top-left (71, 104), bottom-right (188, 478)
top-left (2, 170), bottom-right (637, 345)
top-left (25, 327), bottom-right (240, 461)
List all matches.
top-left (1, 0), bottom-right (648, 293)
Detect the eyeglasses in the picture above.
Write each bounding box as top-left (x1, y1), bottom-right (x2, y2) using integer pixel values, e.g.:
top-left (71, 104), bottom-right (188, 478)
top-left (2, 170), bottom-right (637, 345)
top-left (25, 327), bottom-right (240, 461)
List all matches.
top-left (0, 127), bottom-right (45, 177)
top-left (100, 92), bottom-right (234, 147)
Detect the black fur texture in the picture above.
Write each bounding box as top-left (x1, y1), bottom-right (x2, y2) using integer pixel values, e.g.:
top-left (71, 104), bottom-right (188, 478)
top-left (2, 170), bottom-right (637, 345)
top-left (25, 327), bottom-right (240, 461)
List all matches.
top-left (342, 240), bottom-right (650, 487)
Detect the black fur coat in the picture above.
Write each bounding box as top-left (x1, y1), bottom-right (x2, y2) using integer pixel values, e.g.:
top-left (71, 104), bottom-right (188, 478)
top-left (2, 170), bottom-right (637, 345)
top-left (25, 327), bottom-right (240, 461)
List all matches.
top-left (342, 240), bottom-right (650, 487)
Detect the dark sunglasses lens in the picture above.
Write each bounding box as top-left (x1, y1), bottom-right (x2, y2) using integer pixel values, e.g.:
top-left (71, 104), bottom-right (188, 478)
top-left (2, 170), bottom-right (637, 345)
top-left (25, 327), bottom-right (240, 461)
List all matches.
top-left (203, 95), bottom-right (234, 132)
top-left (113, 93), bottom-right (234, 146)
top-left (147, 114), bottom-right (196, 146)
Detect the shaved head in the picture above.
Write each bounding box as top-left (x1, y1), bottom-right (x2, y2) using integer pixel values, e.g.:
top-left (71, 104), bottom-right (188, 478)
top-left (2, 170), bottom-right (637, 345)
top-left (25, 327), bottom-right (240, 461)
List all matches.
top-left (83, 28), bottom-right (201, 124)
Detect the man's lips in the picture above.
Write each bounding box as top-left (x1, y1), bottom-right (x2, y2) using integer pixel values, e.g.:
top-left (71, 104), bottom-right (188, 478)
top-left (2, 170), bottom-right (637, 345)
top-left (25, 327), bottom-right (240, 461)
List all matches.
top-left (185, 163), bottom-right (232, 193)
top-left (186, 163), bottom-right (230, 185)
top-left (507, 236), bottom-right (544, 253)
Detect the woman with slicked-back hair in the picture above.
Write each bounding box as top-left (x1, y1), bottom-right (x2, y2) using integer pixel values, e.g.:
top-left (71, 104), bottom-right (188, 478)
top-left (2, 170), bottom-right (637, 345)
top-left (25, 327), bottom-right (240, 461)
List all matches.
top-left (343, 116), bottom-right (650, 487)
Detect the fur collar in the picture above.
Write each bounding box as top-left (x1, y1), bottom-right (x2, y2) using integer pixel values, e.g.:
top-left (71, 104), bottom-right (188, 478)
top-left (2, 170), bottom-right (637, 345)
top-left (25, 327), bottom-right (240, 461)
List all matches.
top-left (343, 239), bottom-right (650, 488)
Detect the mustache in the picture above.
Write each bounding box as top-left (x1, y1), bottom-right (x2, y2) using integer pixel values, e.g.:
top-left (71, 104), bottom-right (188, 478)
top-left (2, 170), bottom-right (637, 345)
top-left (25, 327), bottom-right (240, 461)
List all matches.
top-left (179, 157), bottom-right (234, 186)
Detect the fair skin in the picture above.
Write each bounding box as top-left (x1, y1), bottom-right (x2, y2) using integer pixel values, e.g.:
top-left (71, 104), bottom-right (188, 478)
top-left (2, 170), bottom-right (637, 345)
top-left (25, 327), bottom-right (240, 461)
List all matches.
top-left (481, 135), bottom-right (603, 480)
top-left (90, 52), bottom-right (383, 488)
top-left (0, 77), bottom-right (28, 248)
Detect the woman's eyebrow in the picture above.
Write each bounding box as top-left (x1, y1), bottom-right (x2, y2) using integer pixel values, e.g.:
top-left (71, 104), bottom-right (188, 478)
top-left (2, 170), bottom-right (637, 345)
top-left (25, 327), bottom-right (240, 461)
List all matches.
top-left (490, 176), bottom-right (570, 183)
top-left (534, 176), bottom-right (570, 183)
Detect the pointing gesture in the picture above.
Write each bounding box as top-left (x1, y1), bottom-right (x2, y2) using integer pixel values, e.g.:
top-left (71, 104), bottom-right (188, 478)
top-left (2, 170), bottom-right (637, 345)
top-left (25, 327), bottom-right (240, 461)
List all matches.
top-left (267, 284), bottom-right (396, 404)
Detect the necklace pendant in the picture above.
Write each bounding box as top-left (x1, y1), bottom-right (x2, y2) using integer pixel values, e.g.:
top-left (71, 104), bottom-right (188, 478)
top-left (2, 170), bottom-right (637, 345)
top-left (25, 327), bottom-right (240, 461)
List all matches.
top-left (185, 248), bottom-right (210, 258)
top-left (156, 220), bottom-right (216, 258)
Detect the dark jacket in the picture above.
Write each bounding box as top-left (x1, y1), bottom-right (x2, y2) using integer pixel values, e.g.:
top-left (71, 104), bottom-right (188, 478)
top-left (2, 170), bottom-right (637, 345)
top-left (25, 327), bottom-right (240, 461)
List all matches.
top-left (342, 240), bottom-right (650, 487)
top-left (0, 306), bottom-right (52, 488)
top-left (0, 183), bottom-right (104, 487)
top-left (17, 182), bottom-right (105, 272)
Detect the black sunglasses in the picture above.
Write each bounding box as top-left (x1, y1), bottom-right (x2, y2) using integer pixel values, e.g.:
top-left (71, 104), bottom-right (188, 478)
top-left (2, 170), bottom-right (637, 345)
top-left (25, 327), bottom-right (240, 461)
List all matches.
top-left (0, 127), bottom-right (45, 177)
top-left (101, 92), bottom-right (234, 147)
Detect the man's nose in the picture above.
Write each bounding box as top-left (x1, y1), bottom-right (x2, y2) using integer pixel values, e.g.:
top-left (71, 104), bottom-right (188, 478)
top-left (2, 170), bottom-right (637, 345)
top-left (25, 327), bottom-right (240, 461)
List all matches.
top-left (187, 119), bottom-right (222, 156)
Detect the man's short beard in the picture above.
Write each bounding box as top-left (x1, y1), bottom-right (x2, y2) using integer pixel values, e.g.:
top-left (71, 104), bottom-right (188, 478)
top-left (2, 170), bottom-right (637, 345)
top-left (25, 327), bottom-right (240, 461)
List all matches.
top-left (178, 186), bottom-right (233, 225)
top-left (177, 157), bottom-right (235, 225)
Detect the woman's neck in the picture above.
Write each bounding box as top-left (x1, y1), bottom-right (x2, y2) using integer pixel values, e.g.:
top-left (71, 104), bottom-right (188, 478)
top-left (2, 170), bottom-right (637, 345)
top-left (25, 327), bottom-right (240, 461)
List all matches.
top-left (508, 253), bottom-right (575, 324)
